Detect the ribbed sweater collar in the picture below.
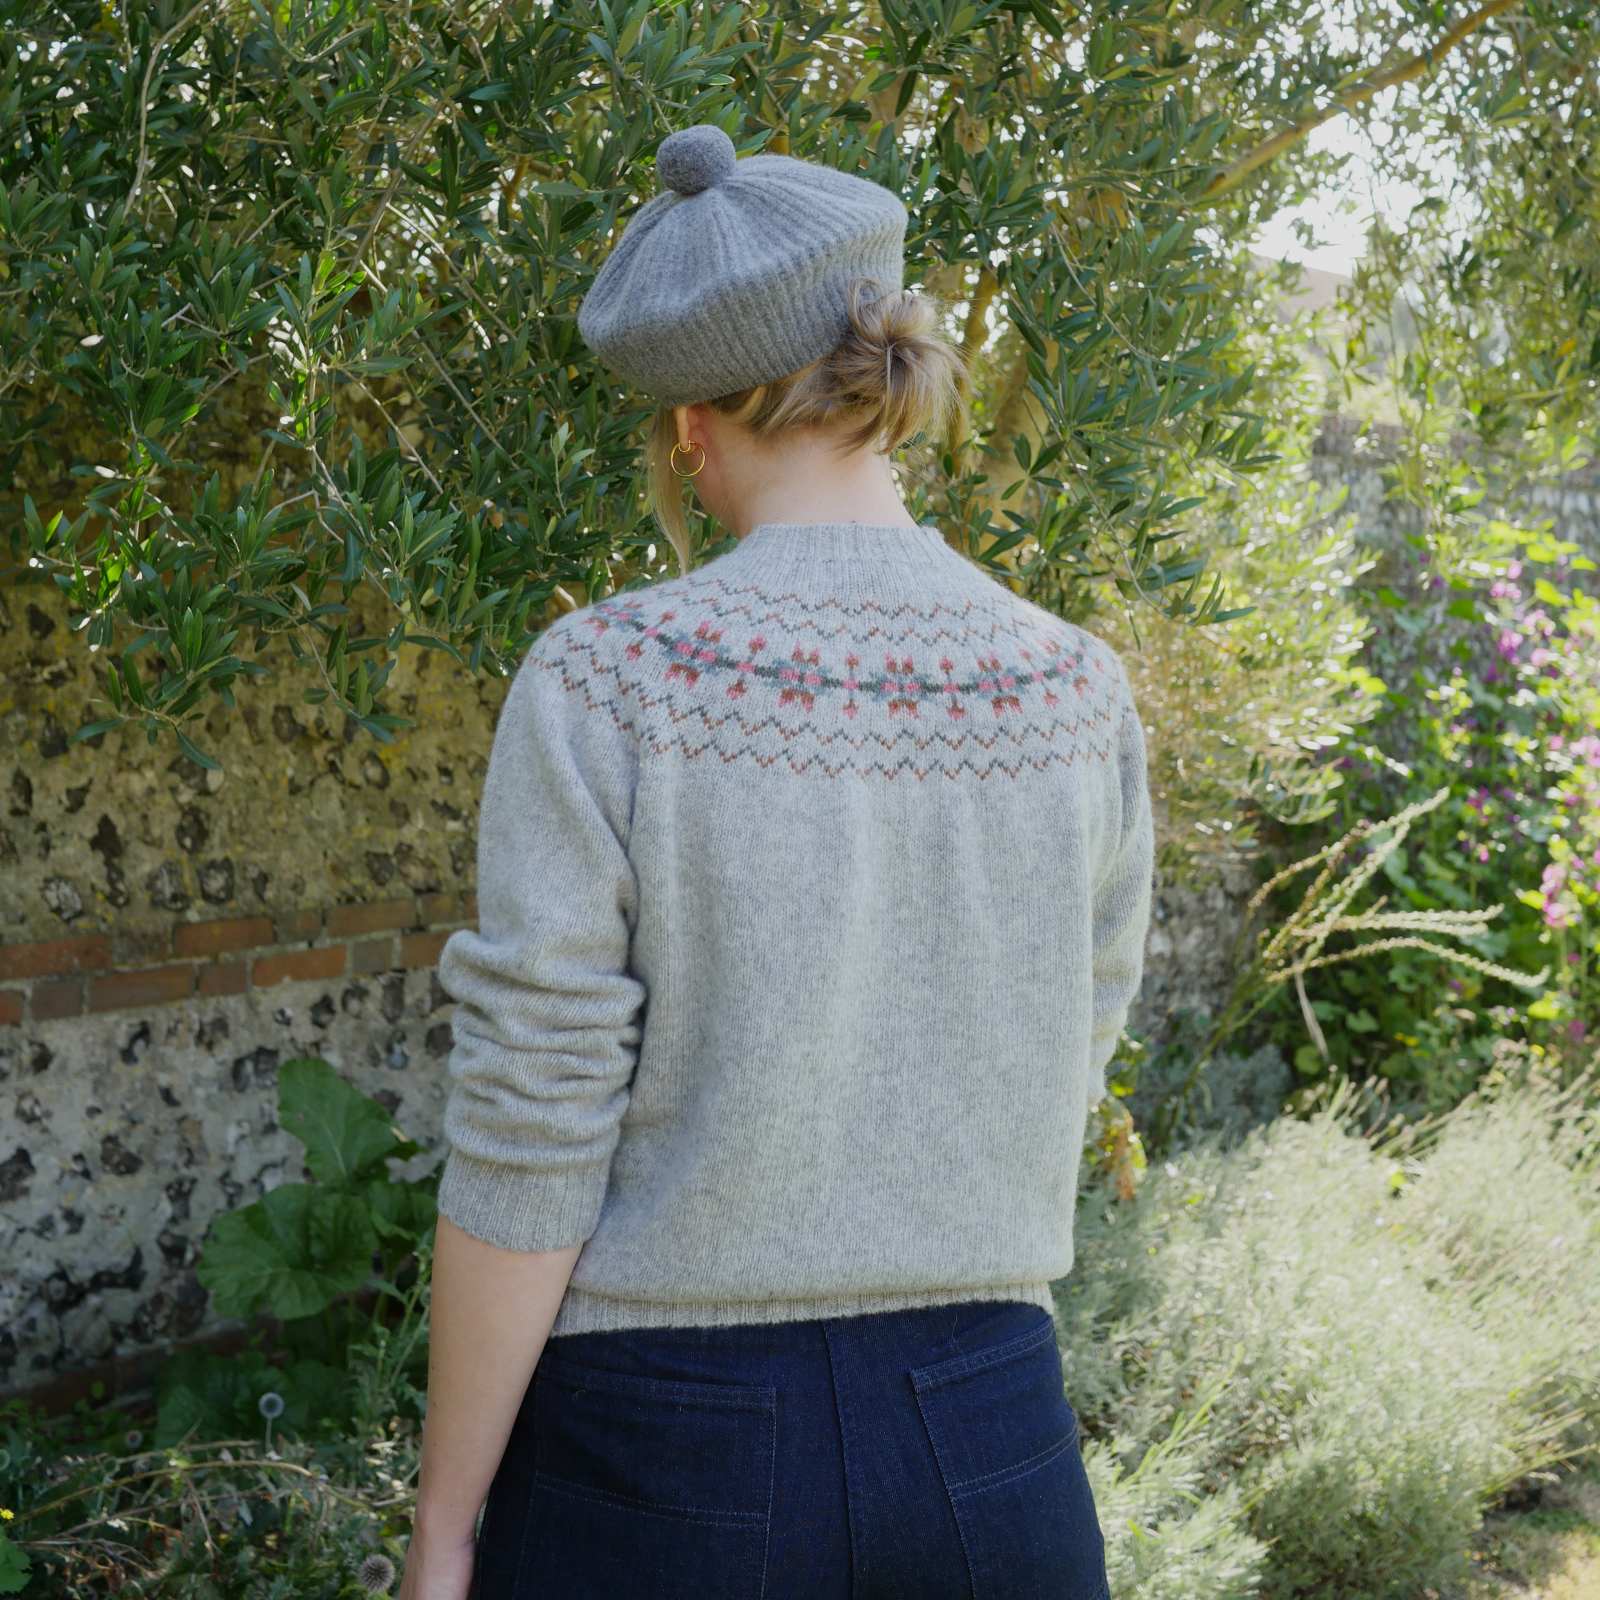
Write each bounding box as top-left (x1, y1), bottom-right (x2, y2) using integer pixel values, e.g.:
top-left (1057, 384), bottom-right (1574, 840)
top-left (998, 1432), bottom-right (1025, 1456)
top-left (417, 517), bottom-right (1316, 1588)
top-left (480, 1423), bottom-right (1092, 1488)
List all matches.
top-left (711, 520), bottom-right (973, 601)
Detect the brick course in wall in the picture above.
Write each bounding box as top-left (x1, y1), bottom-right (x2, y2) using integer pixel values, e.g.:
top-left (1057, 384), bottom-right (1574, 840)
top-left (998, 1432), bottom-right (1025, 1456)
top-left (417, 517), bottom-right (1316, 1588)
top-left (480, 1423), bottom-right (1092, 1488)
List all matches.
top-left (0, 894), bottom-right (478, 1028)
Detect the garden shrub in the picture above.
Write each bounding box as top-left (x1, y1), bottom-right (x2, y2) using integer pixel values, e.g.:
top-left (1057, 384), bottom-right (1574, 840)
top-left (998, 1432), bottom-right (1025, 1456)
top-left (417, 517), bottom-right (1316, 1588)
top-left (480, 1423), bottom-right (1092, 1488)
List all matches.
top-left (1248, 513), bottom-right (1599, 1114)
top-left (1059, 1051), bottom-right (1600, 1600)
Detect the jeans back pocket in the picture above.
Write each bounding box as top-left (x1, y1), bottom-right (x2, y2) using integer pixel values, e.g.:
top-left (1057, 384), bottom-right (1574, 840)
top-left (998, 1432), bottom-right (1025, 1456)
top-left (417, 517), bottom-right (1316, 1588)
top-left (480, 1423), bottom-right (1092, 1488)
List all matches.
top-left (520, 1350), bottom-right (777, 1598)
top-left (910, 1314), bottom-right (1109, 1600)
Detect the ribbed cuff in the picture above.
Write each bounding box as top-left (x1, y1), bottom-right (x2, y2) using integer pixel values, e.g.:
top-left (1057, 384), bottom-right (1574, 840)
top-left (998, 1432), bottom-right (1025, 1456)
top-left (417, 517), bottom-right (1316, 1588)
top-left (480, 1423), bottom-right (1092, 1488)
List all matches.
top-left (434, 1146), bottom-right (607, 1254)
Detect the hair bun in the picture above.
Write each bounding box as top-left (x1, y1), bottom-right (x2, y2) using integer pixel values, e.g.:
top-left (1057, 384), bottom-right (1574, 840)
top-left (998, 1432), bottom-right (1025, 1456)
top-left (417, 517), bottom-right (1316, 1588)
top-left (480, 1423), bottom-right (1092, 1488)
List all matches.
top-left (657, 124), bottom-right (737, 197)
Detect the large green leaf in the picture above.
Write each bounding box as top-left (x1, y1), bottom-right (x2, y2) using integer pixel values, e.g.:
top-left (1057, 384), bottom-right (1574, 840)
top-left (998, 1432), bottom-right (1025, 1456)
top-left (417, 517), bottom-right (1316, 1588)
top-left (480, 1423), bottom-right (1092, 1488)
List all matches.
top-left (0, 1531), bottom-right (30, 1595)
top-left (155, 1345), bottom-right (278, 1447)
top-left (278, 1057), bottom-right (419, 1185)
top-left (197, 1183), bottom-right (377, 1320)
top-left (155, 1347), bottom-right (353, 1445)
top-left (367, 1175), bottom-right (440, 1247)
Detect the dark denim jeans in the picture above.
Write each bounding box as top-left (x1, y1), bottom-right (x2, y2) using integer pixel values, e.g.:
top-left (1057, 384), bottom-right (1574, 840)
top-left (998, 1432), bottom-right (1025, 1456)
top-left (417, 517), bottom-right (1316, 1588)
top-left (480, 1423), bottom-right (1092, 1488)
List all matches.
top-left (469, 1296), bottom-right (1111, 1599)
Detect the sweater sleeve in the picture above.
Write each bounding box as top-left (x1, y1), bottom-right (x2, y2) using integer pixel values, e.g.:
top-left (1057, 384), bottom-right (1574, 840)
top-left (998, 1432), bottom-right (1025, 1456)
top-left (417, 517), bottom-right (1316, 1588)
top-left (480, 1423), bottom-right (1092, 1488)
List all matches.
top-left (1086, 667), bottom-right (1156, 1106)
top-left (434, 623), bottom-right (646, 1253)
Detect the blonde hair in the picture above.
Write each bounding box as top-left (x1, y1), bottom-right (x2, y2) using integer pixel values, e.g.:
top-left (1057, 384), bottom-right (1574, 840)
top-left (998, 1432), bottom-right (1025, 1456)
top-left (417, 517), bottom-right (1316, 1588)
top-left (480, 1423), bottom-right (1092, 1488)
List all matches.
top-left (646, 277), bottom-right (969, 575)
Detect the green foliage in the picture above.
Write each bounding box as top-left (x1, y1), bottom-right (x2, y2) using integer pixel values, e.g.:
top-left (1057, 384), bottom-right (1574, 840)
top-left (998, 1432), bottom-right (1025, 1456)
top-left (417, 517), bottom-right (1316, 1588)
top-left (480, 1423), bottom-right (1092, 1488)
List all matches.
top-left (10, 2), bottom-right (1594, 767)
top-left (0, 1416), bottom-right (417, 1596)
top-left (1246, 520), bottom-right (1600, 1113)
top-left (1090, 260), bottom-right (1388, 884)
top-left (199, 1185), bottom-right (383, 1323)
top-left (0, 1056), bottom-right (434, 1595)
top-left (0, 1526), bottom-right (28, 1595)
top-left (153, 1348), bottom-right (349, 1452)
top-left (1059, 1053), bottom-right (1600, 1600)
top-left (280, 1054), bottom-right (426, 1184)
top-left (165, 1058), bottom-right (438, 1447)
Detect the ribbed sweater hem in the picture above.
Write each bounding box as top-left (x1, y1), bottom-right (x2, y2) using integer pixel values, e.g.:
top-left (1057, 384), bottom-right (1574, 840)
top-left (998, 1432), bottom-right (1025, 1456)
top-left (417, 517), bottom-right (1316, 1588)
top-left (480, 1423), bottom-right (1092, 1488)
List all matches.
top-left (546, 1276), bottom-right (1061, 1337)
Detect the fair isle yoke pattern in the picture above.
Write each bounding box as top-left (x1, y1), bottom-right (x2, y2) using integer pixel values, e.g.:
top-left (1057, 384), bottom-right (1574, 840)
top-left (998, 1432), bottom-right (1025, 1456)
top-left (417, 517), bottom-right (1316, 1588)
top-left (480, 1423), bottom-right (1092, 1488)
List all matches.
top-left (530, 570), bottom-right (1128, 782)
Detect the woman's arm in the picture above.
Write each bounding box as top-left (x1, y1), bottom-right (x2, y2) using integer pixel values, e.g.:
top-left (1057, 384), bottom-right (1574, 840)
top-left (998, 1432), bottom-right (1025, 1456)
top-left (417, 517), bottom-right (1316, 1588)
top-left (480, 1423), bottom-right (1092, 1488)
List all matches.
top-left (401, 1219), bottom-right (582, 1599)
top-left (402, 625), bottom-right (646, 1599)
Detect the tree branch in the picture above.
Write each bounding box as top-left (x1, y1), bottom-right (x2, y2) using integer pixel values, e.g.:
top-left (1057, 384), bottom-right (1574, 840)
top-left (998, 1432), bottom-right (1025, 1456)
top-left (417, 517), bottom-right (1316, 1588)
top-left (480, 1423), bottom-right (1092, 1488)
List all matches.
top-left (1202, 0), bottom-right (1524, 201)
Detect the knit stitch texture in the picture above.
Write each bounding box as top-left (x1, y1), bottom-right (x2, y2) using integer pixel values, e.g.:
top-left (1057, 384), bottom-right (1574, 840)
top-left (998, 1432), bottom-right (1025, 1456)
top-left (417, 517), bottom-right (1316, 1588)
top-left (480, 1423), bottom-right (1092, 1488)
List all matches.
top-left (435, 520), bottom-right (1156, 1335)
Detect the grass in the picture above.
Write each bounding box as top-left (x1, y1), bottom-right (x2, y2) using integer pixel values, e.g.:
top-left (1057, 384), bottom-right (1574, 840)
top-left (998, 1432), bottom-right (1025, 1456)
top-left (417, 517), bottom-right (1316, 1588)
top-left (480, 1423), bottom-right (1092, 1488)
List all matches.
top-left (1456, 1462), bottom-right (1600, 1600)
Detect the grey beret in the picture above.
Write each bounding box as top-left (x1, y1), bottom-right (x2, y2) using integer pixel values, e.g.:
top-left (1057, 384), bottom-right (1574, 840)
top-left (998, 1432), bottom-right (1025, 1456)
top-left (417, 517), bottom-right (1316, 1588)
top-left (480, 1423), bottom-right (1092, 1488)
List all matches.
top-left (577, 124), bottom-right (908, 406)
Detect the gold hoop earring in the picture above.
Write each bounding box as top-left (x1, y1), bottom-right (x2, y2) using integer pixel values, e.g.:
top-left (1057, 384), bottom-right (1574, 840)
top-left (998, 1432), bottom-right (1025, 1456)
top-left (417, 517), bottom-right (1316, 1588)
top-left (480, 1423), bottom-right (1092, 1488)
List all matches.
top-left (670, 440), bottom-right (705, 478)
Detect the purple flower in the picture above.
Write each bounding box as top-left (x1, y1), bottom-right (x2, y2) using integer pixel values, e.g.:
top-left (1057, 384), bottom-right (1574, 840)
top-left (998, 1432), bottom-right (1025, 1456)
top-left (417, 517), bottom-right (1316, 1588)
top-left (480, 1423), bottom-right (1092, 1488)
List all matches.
top-left (1569, 1018), bottom-right (1588, 1042)
top-left (1506, 560), bottom-right (1523, 579)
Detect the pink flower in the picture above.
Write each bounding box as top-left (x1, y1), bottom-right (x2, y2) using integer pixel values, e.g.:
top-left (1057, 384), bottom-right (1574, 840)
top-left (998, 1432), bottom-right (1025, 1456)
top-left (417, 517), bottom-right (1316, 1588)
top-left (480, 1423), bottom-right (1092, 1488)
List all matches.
top-left (1497, 630), bottom-right (1521, 659)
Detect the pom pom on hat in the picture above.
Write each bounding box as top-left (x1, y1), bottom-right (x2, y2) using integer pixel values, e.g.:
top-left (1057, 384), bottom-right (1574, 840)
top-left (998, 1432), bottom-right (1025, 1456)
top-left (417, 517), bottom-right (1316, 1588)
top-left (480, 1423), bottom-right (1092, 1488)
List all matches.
top-left (658, 124), bottom-right (737, 196)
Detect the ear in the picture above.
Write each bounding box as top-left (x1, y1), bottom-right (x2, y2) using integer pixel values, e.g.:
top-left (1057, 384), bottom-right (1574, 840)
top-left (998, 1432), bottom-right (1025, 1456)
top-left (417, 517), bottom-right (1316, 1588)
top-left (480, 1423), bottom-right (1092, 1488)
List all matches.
top-left (673, 404), bottom-right (699, 449)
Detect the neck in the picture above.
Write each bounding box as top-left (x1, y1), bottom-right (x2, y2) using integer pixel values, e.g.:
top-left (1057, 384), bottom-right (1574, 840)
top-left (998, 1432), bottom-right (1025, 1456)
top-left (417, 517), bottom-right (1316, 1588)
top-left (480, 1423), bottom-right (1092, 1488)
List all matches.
top-left (711, 518), bottom-right (973, 603)
top-left (724, 443), bottom-right (917, 537)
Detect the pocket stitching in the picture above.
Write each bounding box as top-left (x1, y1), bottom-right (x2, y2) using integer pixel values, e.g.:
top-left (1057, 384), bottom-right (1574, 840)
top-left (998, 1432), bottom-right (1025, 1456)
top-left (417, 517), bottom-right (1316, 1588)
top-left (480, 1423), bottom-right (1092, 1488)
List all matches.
top-left (757, 1376), bottom-right (775, 1600)
top-left (908, 1312), bottom-right (1058, 1392)
top-left (530, 1469), bottom-right (771, 1526)
top-left (537, 1351), bottom-right (778, 1411)
top-left (911, 1379), bottom-right (981, 1594)
top-left (944, 1422), bottom-right (1079, 1498)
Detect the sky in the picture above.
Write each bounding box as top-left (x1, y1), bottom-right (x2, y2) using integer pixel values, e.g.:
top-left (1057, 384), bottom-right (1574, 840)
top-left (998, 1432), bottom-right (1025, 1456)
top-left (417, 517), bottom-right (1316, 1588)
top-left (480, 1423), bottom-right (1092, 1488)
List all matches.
top-left (1248, 94), bottom-right (1429, 279)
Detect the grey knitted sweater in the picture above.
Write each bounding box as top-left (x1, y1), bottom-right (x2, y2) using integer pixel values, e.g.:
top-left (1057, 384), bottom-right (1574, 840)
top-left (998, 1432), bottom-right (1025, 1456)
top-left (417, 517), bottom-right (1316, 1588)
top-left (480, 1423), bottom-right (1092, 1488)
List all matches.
top-left (435, 520), bottom-right (1156, 1336)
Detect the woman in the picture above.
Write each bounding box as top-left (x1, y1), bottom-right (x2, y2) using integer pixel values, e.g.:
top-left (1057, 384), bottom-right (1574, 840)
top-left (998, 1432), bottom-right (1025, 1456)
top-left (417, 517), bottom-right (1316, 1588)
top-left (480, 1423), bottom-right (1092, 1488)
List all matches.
top-left (399, 122), bottom-right (1154, 1600)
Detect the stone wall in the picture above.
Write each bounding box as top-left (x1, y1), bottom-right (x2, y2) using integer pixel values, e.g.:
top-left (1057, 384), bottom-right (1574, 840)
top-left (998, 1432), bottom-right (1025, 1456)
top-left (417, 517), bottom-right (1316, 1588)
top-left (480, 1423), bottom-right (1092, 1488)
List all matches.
top-left (4, 415), bottom-right (1596, 1395)
top-left (0, 581), bottom-right (497, 1393)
